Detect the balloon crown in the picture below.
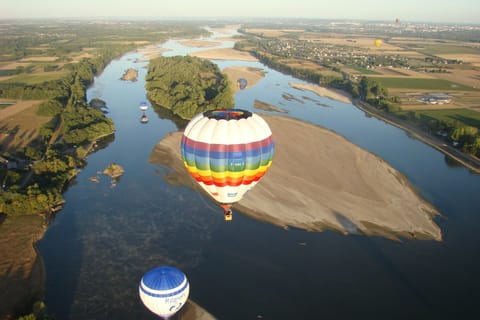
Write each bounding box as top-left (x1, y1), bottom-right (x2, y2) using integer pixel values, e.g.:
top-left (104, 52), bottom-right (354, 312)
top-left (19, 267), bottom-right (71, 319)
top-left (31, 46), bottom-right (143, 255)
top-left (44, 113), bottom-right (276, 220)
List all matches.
top-left (203, 109), bottom-right (252, 121)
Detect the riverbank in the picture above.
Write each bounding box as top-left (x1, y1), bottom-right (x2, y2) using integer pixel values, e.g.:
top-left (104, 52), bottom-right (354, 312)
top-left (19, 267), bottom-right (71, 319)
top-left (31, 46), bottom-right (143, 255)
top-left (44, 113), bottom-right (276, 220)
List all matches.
top-left (354, 100), bottom-right (480, 174)
top-left (285, 80), bottom-right (479, 174)
top-left (150, 114), bottom-right (442, 242)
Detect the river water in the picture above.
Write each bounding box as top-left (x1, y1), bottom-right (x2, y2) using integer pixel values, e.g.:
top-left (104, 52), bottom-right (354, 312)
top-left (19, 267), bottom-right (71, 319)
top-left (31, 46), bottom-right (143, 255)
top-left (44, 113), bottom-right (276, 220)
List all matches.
top-left (39, 29), bottom-right (480, 320)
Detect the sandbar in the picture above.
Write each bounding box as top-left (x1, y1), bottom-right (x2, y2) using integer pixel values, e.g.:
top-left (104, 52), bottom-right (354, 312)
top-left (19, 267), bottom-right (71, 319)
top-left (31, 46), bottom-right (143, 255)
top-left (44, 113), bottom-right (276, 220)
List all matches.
top-left (180, 40), bottom-right (222, 48)
top-left (189, 48), bottom-right (258, 61)
top-left (289, 82), bottom-right (352, 104)
top-left (150, 114), bottom-right (441, 241)
top-left (222, 66), bottom-right (265, 92)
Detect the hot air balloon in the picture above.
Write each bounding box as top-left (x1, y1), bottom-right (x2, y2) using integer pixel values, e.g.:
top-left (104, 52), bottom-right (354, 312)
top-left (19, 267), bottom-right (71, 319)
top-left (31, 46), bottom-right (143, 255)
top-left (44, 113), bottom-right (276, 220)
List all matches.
top-left (139, 266), bottom-right (190, 319)
top-left (181, 109), bottom-right (274, 221)
top-left (139, 101), bottom-right (148, 111)
top-left (374, 39), bottom-right (383, 48)
top-left (236, 78), bottom-right (248, 90)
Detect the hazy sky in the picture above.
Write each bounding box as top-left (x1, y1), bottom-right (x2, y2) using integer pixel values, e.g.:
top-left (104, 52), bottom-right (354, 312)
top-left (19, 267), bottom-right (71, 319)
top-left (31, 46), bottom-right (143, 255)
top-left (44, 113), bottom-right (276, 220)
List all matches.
top-left (1, 0), bottom-right (479, 24)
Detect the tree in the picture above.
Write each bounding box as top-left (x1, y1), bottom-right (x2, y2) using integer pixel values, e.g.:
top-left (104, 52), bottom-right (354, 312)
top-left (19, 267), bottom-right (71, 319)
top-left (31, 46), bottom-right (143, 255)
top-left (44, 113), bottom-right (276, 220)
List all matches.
top-left (145, 56), bottom-right (234, 119)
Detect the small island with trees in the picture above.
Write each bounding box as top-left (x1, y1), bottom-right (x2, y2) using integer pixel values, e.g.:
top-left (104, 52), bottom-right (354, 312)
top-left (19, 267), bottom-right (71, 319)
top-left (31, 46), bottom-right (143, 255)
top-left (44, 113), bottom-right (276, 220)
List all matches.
top-left (145, 56), bottom-right (234, 119)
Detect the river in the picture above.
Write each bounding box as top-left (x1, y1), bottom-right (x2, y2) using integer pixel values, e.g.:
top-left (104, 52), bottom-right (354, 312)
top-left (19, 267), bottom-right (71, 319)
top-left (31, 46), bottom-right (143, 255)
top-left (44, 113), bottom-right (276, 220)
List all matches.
top-left (38, 28), bottom-right (480, 320)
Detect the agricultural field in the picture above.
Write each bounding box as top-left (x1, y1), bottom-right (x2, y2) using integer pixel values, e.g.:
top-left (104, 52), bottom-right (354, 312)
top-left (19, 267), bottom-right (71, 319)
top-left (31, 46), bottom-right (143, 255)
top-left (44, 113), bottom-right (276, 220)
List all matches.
top-left (398, 108), bottom-right (480, 130)
top-left (349, 38), bottom-right (480, 113)
top-left (369, 77), bottom-right (478, 91)
top-left (0, 100), bottom-right (50, 154)
top-left (247, 27), bottom-right (480, 132)
top-left (244, 28), bottom-right (305, 37)
top-left (0, 71), bottom-right (67, 85)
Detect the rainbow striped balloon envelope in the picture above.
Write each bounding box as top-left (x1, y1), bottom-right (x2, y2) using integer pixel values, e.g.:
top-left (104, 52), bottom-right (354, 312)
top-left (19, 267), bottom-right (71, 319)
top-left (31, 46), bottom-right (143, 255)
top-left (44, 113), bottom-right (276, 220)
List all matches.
top-left (181, 109), bottom-right (274, 213)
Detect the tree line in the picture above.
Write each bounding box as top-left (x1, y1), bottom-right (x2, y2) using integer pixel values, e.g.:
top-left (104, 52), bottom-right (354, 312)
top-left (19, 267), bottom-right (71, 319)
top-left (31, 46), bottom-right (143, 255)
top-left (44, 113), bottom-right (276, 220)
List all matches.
top-left (0, 50), bottom-right (122, 217)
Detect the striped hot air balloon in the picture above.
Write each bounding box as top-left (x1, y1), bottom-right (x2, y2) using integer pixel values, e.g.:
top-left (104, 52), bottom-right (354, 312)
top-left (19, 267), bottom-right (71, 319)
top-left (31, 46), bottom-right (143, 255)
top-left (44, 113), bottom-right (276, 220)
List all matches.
top-left (139, 266), bottom-right (190, 319)
top-left (181, 109), bottom-right (274, 220)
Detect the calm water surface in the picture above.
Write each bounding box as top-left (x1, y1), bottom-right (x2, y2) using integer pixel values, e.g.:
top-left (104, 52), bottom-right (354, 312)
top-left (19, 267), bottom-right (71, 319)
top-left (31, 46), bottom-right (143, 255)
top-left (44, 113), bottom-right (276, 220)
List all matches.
top-left (39, 30), bottom-right (480, 320)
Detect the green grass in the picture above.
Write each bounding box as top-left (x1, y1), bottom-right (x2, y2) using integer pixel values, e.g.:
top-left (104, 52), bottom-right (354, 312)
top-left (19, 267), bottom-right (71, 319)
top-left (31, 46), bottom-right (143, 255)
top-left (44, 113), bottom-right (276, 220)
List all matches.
top-left (370, 77), bottom-right (479, 91)
top-left (398, 108), bottom-right (480, 129)
top-left (347, 65), bottom-right (381, 74)
top-left (1, 71), bottom-right (67, 85)
top-left (417, 44), bottom-right (480, 56)
top-left (0, 69), bottom-right (16, 76)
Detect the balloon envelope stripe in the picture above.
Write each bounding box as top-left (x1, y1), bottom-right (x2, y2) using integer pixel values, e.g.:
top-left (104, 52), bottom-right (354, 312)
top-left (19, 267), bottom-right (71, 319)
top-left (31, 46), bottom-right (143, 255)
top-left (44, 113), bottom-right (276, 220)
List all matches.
top-left (184, 162), bottom-right (272, 177)
top-left (186, 164), bottom-right (271, 186)
top-left (183, 157), bottom-right (272, 172)
top-left (140, 279), bottom-right (189, 298)
top-left (182, 135), bottom-right (273, 153)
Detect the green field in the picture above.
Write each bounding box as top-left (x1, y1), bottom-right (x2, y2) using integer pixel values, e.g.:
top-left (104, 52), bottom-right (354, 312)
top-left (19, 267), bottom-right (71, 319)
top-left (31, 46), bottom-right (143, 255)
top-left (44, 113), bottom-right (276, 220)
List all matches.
top-left (399, 108), bottom-right (480, 129)
top-left (0, 70), bottom-right (16, 76)
top-left (371, 77), bottom-right (479, 91)
top-left (417, 44), bottom-right (480, 56)
top-left (0, 71), bottom-right (67, 85)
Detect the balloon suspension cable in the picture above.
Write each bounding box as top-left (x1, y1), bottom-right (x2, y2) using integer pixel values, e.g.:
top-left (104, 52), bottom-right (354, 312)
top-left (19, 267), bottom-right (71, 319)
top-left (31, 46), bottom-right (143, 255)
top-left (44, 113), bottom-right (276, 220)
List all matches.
top-left (194, 188), bottom-right (222, 213)
top-left (220, 204), bottom-right (232, 213)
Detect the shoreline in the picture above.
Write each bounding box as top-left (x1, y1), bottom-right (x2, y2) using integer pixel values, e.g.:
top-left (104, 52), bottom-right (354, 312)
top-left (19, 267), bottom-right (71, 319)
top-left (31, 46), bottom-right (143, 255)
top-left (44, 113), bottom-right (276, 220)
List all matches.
top-left (353, 100), bottom-right (480, 174)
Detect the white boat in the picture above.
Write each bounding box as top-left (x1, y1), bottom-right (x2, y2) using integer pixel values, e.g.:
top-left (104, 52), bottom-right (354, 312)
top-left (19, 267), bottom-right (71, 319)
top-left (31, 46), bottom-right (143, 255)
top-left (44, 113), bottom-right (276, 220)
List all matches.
top-left (139, 101), bottom-right (148, 111)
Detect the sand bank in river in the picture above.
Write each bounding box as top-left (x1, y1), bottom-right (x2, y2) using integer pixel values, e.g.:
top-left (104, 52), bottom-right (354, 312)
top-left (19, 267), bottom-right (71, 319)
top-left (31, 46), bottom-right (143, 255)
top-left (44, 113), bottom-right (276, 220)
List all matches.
top-left (289, 82), bottom-right (352, 104)
top-left (180, 40), bottom-right (222, 48)
top-left (189, 48), bottom-right (258, 61)
top-left (222, 66), bottom-right (265, 92)
top-left (150, 114), bottom-right (441, 242)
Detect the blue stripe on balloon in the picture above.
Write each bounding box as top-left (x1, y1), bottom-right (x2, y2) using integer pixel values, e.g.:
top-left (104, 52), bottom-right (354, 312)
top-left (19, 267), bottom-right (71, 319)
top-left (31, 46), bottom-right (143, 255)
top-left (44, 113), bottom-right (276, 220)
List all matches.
top-left (140, 280), bottom-right (189, 298)
top-left (182, 145), bottom-right (264, 158)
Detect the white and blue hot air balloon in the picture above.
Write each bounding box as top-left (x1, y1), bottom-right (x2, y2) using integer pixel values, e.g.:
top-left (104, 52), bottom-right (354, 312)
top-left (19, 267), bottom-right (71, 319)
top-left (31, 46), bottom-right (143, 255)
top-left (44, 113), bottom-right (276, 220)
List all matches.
top-left (139, 266), bottom-right (190, 319)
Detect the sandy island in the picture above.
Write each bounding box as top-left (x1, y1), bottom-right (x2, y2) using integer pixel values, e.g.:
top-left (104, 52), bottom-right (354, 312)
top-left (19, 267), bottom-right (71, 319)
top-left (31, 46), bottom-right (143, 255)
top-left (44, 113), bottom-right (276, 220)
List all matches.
top-left (222, 66), bottom-right (265, 92)
top-left (150, 114), bottom-right (441, 242)
top-left (120, 68), bottom-right (138, 81)
top-left (289, 82), bottom-right (352, 104)
top-left (189, 48), bottom-right (258, 62)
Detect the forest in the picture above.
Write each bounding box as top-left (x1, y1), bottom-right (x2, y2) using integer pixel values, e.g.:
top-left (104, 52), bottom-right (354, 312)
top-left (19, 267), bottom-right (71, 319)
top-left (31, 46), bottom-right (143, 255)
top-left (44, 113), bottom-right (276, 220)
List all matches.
top-left (145, 55), bottom-right (234, 119)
